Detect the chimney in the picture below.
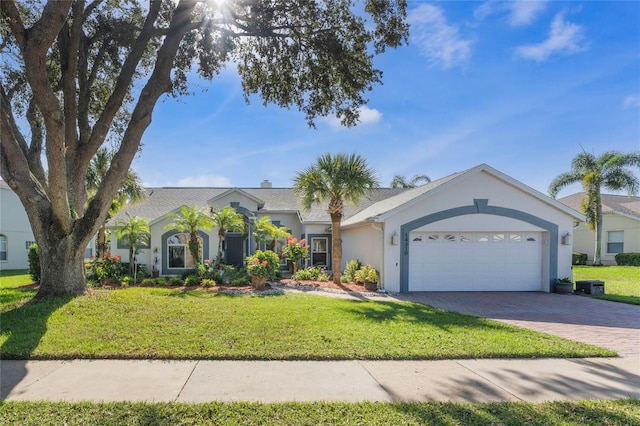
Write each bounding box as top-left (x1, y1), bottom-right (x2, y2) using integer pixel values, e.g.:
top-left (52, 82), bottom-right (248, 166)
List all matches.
top-left (260, 179), bottom-right (272, 188)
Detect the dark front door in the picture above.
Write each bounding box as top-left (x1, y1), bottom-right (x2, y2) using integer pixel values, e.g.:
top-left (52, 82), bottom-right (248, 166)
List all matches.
top-left (225, 234), bottom-right (244, 267)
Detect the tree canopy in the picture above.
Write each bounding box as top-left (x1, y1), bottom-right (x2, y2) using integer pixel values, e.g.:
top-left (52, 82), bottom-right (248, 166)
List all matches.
top-left (0, 0), bottom-right (408, 297)
top-left (549, 150), bottom-right (640, 265)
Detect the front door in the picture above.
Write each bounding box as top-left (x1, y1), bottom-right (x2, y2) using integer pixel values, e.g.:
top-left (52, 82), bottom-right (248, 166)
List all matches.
top-left (225, 234), bottom-right (245, 267)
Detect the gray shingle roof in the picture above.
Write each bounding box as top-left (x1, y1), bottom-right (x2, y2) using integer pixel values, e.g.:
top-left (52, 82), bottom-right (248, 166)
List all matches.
top-left (558, 192), bottom-right (640, 220)
top-left (108, 186), bottom-right (408, 226)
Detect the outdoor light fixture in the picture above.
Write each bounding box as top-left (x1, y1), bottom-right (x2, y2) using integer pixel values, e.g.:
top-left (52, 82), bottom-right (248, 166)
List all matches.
top-left (391, 232), bottom-right (399, 245)
top-left (561, 232), bottom-right (572, 246)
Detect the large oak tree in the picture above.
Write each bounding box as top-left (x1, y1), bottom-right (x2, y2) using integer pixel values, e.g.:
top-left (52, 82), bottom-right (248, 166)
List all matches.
top-left (0, 0), bottom-right (408, 297)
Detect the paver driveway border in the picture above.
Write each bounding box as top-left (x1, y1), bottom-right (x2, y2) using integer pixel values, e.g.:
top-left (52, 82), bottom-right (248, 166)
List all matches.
top-left (395, 292), bottom-right (640, 358)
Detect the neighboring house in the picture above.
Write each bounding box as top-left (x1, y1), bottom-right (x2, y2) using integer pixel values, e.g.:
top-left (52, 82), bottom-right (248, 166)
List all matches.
top-left (0, 180), bottom-right (96, 271)
top-left (0, 180), bottom-right (36, 270)
top-left (558, 193), bottom-right (640, 265)
top-left (109, 164), bottom-right (583, 293)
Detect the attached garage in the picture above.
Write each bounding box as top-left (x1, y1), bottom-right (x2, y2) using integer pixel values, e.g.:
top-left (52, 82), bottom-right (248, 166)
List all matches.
top-left (408, 231), bottom-right (543, 291)
top-left (340, 164), bottom-right (584, 294)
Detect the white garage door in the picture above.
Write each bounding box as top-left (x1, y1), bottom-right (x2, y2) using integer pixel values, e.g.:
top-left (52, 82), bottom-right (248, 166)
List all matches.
top-left (408, 232), bottom-right (543, 291)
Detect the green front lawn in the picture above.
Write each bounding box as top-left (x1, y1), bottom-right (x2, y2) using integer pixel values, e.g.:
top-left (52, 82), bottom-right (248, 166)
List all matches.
top-left (573, 265), bottom-right (640, 305)
top-left (1, 283), bottom-right (614, 360)
top-left (1, 399), bottom-right (638, 426)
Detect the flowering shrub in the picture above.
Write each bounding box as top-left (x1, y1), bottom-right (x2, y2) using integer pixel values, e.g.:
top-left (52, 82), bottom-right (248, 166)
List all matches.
top-left (86, 252), bottom-right (127, 284)
top-left (281, 237), bottom-right (309, 278)
top-left (246, 250), bottom-right (280, 280)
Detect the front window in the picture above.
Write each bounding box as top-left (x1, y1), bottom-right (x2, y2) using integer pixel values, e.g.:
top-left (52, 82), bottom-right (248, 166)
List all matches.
top-left (167, 233), bottom-right (202, 268)
top-left (311, 237), bottom-right (328, 266)
top-left (0, 235), bottom-right (6, 261)
top-left (607, 231), bottom-right (624, 254)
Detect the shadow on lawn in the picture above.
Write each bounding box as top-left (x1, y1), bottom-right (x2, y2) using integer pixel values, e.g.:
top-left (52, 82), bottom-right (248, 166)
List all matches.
top-left (1, 294), bottom-right (74, 400)
top-left (342, 300), bottom-right (493, 330)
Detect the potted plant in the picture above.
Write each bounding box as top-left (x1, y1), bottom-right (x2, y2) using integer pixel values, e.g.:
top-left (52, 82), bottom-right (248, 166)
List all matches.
top-left (355, 265), bottom-right (379, 292)
top-left (554, 277), bottom-right (573, 294)
top-left (246, 250), bottom-right (280, 290)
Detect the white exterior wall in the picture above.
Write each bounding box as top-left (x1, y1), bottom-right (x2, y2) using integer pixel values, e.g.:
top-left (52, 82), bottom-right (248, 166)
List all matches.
top-left (379, 171), bottom-right (578, 293)
top-left (571, 215), bottom-right (640, 265)
top-left (342, 223), bottom-right (383, 274)
top-left (0, 185), bottom-right (35, 270)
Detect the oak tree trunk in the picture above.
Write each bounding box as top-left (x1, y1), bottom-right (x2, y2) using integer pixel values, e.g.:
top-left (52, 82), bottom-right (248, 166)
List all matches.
top-left (36, 235), bottom-right (87, 298)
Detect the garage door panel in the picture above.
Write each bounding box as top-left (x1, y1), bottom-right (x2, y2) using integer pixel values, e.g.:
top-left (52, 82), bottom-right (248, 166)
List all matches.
top-left (408, 231), bottom-right (542, 292)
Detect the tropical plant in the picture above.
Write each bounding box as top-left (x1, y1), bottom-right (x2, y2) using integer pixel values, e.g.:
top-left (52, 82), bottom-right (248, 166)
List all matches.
top-left (165, 205), bottom-right (213, 266)
top-left (87, 148), bottom-right (146, 258)
top-left (252, 216), bottom-right (290, 251)
top-left (211, 206), bottom-right (246, 269)
top-left (281, 237), bottom-right (310, 279)
top-left (341, 259), bottom-right (363, 283)
top-left (354, 264), bottom-right (378, 284)
top-left (115, 214), bottom-right (150, 276)
top-left (246, 250), bottom-right (280, 280)
top-left (0, 1), bottom-right (407, 298)
top-left (390, 174), bottom-right (431, 188)
top-left (293, 153), bottom-right (379, 283)
top-left (549, 150), bottom-right (640, 265)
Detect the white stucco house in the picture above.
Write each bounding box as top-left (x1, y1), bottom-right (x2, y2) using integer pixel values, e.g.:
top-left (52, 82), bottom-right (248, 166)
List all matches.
top-left (0, 180), bottom-right (36, 270)
top-left (558, 193), bottom-right (640, 265)
top-left (108, 164), bottom-right (583, 293)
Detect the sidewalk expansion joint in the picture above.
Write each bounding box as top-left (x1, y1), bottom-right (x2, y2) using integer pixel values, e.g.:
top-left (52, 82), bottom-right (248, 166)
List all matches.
top-left (174, 360), bottom-right (199, 402)
top-left (455, 360), bottom-right (524, 402)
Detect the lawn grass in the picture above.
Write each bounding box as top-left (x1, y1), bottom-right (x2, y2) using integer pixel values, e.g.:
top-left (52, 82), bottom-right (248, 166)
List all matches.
top-left (1, 399), bottom-right (638, 425)
top-left (0, 269), bottom-right (36, 309)
top-left (573, 265), bottom-right (640, 305)
top-left (1, 284), bottom-right (614, 360)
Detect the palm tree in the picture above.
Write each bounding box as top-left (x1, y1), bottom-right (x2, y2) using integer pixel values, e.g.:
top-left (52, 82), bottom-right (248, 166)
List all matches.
top-left (293, 153), bottom-right (379, 284)
top-left (253, 216), bottom-right (290, 251)
top-left (549, 150), bottom-right (640, 265)
top-left (115, 214), bottom-right (150, 276)
top-left (390, 174), bottom-right (431, 188)
top-left (211, 206), bottom-right (246, 269)
top-left (164, 205), bottom-right (213, 266)
top-left (87, 148), bottom-right (146, 258)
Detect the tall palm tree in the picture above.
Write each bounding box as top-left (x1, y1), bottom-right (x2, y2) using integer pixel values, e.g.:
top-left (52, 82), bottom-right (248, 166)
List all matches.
top-left (115, 214), bottom-right (150, 275)
top-left (390, 174), bottom-right (431, 188)
top-left (549, 150), bottom-right (640, 265)
top-left (164, 205), bottom-right (213, 266)
top-left (293, 153), bottom-right (379, 284)
top-left (211, 206), bottom-right (246, 269)
top-left (87, 148), bottom-right (146, 258)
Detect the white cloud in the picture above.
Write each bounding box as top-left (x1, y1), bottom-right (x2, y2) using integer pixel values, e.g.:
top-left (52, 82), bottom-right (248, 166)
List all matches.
top-left (623, 95), bottom-right (640, 109)
top-left (475, 1), bottom-right (547, 27)
top-left (515, 12), bottom-right (587, 62)
top-left (408, 4), bottom-right (472, 68)
top-left (324, 106), bottom-right (382, 129)
top-left (176, 174), bottom-right (232, 187)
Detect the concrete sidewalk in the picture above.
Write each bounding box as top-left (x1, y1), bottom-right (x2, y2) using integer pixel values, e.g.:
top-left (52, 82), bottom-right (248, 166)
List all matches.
top-left (2, 358), bottom-right (639, 403)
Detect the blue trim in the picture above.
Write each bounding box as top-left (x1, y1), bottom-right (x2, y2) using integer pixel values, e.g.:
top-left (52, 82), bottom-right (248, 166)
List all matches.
top-left (399, 199), bottom-right (558, 293)
top-left (161, 230), bottom-right (209, 275)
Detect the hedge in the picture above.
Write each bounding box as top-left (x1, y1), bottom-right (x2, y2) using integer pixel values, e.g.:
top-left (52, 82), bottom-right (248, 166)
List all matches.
top-left (572, 252), bottom-right (588, 265)
top-left (615, 252), bottom-right (640, 266)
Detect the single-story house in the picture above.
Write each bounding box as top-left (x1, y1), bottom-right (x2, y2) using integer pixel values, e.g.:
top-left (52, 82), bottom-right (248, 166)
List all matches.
top-left (0, 180), bottom-right (36, 270)
top-left (558, 193), bottom-right (640, 265)
top-left (108, 164), bottom-right (583, 293)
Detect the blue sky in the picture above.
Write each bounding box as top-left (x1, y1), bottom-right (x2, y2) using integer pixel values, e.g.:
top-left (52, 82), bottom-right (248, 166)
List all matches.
top-left (134, 1), bottom-right (639, 198)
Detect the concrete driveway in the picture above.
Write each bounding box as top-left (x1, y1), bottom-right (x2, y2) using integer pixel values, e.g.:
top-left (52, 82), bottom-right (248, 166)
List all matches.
top-left (396, 292), bottom-right (640, 358)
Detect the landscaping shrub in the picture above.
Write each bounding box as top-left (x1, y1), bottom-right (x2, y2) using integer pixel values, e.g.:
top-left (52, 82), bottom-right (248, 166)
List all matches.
top-left (230, 277), bottom-right (250, 286)
top-left (168, 277), bottom-right (183, 287)
top-left (354, 265), bottom-right (378, 284)
top-left (295, 268), bottom-right (313, 280)
top-left (27, 243), bottom-right (41, 283)
top-left (246, 250), bottom-right (280, 280)
top-left (141, 278), bottom-right (156, 286)
top-left (295, 265), bottom-right (330, 281)
top-left (341, 259), bottom-right (362, 283)
top-left (572, 252), bottom-right (588, 265)
top-left (120, 276), bottom-right (133, 287)
top-left (615, 252), bottom-right (640, 266)
top-left (86, 253), bottom-right (127, 282)
top-left (184, 274), bottom-right (202, 286)
top-left (200, 278), bottom-right (216, 288)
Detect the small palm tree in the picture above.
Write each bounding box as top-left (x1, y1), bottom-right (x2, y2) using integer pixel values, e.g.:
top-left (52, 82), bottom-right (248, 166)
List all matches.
top-left (115, 214), bottom-right (150, 276)
top-left (211, 206), bottom-right (246, 269)
top-left (87, 148), bottom-right (146, 258)
top-left (293, 152), bottom-right (379, 284)
top-left (253, 216), bottom-right (290, 251)
top-left (390, 174), bottom-right (431, 188)
top-left (549, 150), bottom-right (640, 265)
top-left (164, 205), bottom-right (213, 265)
